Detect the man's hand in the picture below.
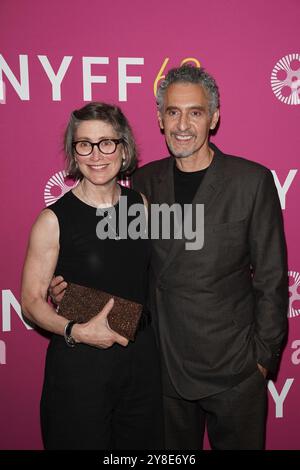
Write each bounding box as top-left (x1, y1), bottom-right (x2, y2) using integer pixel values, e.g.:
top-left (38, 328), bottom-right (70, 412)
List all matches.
top-left (257, 363), bottom-right (268, 379)
top-left (49, 275), bottom-right (67, 305)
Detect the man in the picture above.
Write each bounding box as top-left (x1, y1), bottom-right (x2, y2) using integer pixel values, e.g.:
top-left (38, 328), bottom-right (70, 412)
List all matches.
top-left (51, 65), bottom-right (288, 449)
top-left (131, 65), bottom-right (288, 450)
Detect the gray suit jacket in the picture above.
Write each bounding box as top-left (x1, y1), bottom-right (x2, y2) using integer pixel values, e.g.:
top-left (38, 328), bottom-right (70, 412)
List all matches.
top-left (132, 143), bottom-right (288, 400)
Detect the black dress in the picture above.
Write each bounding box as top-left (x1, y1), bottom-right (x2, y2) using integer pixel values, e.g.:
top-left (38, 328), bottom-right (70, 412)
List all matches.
top-left (40, 186), bottom-right (163, 449)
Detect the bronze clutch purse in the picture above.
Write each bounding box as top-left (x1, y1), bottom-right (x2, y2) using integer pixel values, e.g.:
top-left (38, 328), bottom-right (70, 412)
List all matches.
top-left (57, 282), bottom-right (143, 341)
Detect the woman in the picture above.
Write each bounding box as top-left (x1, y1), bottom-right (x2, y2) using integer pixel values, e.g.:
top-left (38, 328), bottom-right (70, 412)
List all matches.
top-left (21, 102), bottom-right (163, 450)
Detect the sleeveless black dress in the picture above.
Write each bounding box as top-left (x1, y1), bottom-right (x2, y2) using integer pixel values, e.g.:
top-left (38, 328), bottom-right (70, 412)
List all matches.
top-left (40, 185), bottom-right (163, 450)
top-left (52, 185), bottom-right (150, 304)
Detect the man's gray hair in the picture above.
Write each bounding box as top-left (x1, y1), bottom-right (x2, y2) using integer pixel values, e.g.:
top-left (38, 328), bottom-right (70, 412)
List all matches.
top-left (156, 65), bottom-right (220, 116)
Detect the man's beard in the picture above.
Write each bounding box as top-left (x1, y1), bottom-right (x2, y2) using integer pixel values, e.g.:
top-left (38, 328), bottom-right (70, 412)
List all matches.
top-left (166, 133), bottom-right (199, 159)
top-left (171, 150), bottom-right (195, 158)
top-left (167, 142), bottom-right (199, 159)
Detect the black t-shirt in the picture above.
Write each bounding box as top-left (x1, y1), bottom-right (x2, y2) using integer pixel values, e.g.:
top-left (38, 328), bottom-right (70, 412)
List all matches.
top-left (174, 163), bottom-right (208, 206)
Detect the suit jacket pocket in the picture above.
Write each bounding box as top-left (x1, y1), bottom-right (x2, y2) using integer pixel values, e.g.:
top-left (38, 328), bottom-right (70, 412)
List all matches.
top-left (206, 219), bottom-right (247, 253)
top-left (211, 218), bottom-right (246, 234)
top-left (203, 219), bottom-right (248, 269)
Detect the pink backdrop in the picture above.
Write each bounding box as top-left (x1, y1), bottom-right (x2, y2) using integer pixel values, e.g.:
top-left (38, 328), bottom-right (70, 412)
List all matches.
top-left (0, 0), bottom-right (299, 450)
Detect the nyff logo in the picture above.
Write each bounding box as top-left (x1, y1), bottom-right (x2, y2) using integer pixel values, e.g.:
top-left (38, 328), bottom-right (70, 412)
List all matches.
top-left (288, 271), bottom-right (300, 318)
top-left (271, 53), bottom-right (300, 105)
top-left (44, 170), bottom-right (78, 206)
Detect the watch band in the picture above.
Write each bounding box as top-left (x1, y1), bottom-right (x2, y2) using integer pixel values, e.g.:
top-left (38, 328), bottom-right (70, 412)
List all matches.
top-left (64, 320), bottom-right (76, 347)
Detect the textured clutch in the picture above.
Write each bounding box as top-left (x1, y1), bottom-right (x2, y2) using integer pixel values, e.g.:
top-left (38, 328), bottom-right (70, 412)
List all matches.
top-left (57, 282), bottom-right (143, 341)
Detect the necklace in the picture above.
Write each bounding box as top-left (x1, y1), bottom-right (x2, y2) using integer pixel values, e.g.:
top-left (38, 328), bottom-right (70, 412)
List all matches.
top-left (79, 181), bottom-right (121, 208)
top-left (79, 182), bottom-right (121, 240)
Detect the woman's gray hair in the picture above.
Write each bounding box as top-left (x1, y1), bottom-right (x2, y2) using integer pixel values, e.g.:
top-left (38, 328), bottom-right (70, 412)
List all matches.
top-left (156, 65), bottom-right (220, 116)
top-left (64, 102), bottom-right (138, 179)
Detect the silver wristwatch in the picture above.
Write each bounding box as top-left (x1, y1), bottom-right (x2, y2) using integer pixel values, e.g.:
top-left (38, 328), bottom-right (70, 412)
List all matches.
top-left (64, 320), bottom-right (76, 347)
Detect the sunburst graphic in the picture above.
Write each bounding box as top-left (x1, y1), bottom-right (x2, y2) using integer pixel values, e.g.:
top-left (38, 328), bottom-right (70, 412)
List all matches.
top-left (271, 53), bottom-right (300, 105)
top-left (44, 170), bottom-right (79, 206)
top-left (288, 271), bottom-right (300, 318)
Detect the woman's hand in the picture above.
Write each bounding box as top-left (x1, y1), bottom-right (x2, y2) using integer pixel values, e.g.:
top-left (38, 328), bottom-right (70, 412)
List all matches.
top-left (72, 298), bottom-right (129, 349)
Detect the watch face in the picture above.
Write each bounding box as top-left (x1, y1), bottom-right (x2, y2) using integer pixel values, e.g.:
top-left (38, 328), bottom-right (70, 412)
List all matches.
top-left (66, 334), bottom-right (76, 347)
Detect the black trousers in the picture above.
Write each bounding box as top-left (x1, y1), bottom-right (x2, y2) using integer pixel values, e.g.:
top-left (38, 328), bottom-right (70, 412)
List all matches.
top-left (41, 326), bottom-right (164, 449)
top-left (163, 369), bottom-right (267, 450)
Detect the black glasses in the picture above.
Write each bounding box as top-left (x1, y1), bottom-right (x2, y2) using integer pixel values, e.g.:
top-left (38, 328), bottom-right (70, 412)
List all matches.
top-left (72, 138), bottom-right (123, 156)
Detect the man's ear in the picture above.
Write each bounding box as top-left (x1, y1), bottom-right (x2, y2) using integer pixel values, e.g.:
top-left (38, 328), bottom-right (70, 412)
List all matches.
top-left (210, 108), bottom-right (220, 130)
top-left (157, 110), bottom-right (164, 130)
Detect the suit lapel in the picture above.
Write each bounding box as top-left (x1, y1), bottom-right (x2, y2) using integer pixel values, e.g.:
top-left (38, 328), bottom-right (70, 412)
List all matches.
top-left (155, 157), bottom-right (176, 206)
top-left (192, 144), bottom-right (226, 214)
top-left (158, 144), bottom-right (226, 277)
top-left (151, 158), bottom-right (178, 261)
